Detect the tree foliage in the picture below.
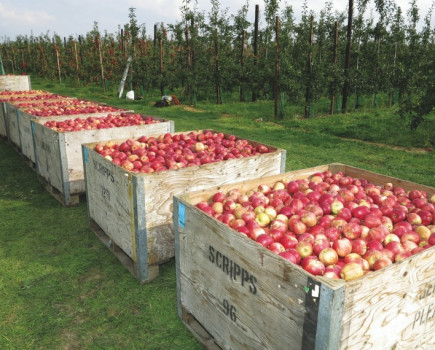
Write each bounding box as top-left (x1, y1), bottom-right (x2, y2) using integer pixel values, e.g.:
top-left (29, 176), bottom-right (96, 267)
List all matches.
top-left (1, 1), bottom-right (433, 127)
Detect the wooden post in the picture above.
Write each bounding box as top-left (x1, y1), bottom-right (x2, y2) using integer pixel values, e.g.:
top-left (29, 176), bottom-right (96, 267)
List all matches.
top-left (274, 16), bottom-right (281, 119)
top-left (73, 41), bottom-right (80, 83)
top-left (252, 4), bottom-right (259, 102)
top-left (159, 37), bottom-right (164, 96)
top-left (330, 21), bottom-right (338, 115)
top-left (54, 44), bottom-right (61, 83)
top-left (78, 35), bottom-right (84, 66)
top-left (120, 29), bottom-right (124, 53)
top-left (342, 0), bottom-right (354, 114)
top-left (185, 26), bottom-right (192, 105)
top-left (240, 30), bottom-right (245, 102)
top-left (304, 16), bottom-right (314, 118)
top-left (97, 34), bottom-right (106, 91)
top-left (215, 28), bottom-right (221, 104)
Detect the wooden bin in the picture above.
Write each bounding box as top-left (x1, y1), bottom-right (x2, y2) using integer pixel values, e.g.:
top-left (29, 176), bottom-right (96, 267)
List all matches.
top-left (0, 90), bottom-right (53, 138)
top-left (5, 98), bottom-right (98, 158)
top-left (173, 163), bottom-right (435, 350)
top-left (0, 75), bottom-right (32, 91)
top-left (32, 115), bottom-right (173, 206)
top-left (3, 96), bottom-right (71, 146)
top-left (82, 132), bottom-right (286, 283)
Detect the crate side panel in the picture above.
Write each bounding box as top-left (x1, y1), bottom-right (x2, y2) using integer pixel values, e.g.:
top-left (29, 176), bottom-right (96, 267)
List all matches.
top-left (84, 147), bottom-right (135, 259)
top-left (19, 110), bottom-right (37, 161)
top-left (6, 105), bottom-right (21, 147)
top-left (0, 102), bottom-right (7, 137)
top-left (0, 76), bottom-right (31, 91)
top-left (33, 122), bottom-right (64, 192)
top-left (340, 246), bottom-right (435, 350)
top-left (177, 200), bottom-right (337, 350)
top-left (146, 225), bottom-right (174, 265)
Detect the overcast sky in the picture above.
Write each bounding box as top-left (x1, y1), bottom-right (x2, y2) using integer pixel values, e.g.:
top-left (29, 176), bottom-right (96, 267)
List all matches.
top-left (0, 0), bottom-right (433, 41)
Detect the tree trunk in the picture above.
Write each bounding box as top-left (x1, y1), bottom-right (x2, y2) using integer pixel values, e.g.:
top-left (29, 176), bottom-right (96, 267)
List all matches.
top-left (341, 0), bottom-right (354, 114)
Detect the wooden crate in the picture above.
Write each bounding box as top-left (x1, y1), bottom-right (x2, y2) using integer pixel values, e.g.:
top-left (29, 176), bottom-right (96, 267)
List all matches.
top-left (3, 97), bottom-right (74, 152)
top-left (0, 75), bottom-right (31, 91)
top-left (32, 115), bottom-right (174, 206)
top-left (0, 91), bottom-right (51, 138)
top-left (173, 163), bottom-right (435, 350)
top-left (6, 100), bottom-right (121, 163)
top-left (82, 132), bottom-right (286, 283)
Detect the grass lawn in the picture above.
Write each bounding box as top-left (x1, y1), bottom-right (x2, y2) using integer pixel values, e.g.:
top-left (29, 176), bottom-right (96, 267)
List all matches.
top-left (0, 78), bottom-right (434, 349)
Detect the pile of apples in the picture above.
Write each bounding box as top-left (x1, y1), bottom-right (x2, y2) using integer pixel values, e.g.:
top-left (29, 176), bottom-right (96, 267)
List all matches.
top-left (16, 98), bottom-right (90, 108)
top-left (93, 130), bottom-right (271, 173)
top-left (0, 91), bottom-right (47, 102)
top-left (22, 99), bottom-right (121, 116)
top-left (195, 171), bottom-right (435, 281)
top-left (0, 94), bottom-right (65, 102)
top-left (43, 113), bottom-right (159, 132)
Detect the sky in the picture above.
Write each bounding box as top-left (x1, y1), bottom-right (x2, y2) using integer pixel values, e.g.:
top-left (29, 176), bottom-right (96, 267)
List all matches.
top-left (0, 0), bottom-right (433, 41)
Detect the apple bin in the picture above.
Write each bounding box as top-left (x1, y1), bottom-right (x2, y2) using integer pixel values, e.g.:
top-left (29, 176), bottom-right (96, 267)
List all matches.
top-left (81, 131), bottom-right (286, 283)
top-left (5, 99), bottom-right (117, 163)
top-left (173, 163), bottom-right (435, 350)
top-left (31, 113), bottom-right (173, 206)
top-left (0, 90), bottom-right (50, 139)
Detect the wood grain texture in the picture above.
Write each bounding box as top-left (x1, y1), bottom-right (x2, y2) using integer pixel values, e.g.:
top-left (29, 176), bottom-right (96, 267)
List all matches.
top-left (5, 104), bottom-right (21, 148)
top-left (0, 75), bottom-right (31, 91)
top-left (341, 247), bottom-right (435, 350)
top-left (84, 147), bottom-right (135, 259)
top-left (33, 121), bottom-right (64, 193)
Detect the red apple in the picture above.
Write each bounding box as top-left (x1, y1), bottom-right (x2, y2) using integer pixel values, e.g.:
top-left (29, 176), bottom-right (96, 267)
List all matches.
top-left (279, 249), bottom-right (301, 264)
top-left (280, 234), bottom-right (298, 250)
top-left (373, 257), bottom-right (393, 271)
top-left (302, 258), bottom-right (325, 276)
top-left (332, 238), bottom-right (353, 257)
top-left (351, 239), bottom-right (367, 256)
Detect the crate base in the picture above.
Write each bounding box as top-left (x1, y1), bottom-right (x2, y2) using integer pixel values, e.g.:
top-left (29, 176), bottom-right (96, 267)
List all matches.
top-left (89, 218), bottom-right (160, 283)
top-left (20, 153), bottom-right (36, 171)
top-left (37, 174), bottom-right (83, 206)
top-left (180, 306), bottom-right (222, 350)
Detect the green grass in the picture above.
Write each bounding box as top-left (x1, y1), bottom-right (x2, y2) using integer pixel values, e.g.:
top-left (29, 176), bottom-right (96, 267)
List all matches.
top-left (1, 77), bottom-right (434, 349)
